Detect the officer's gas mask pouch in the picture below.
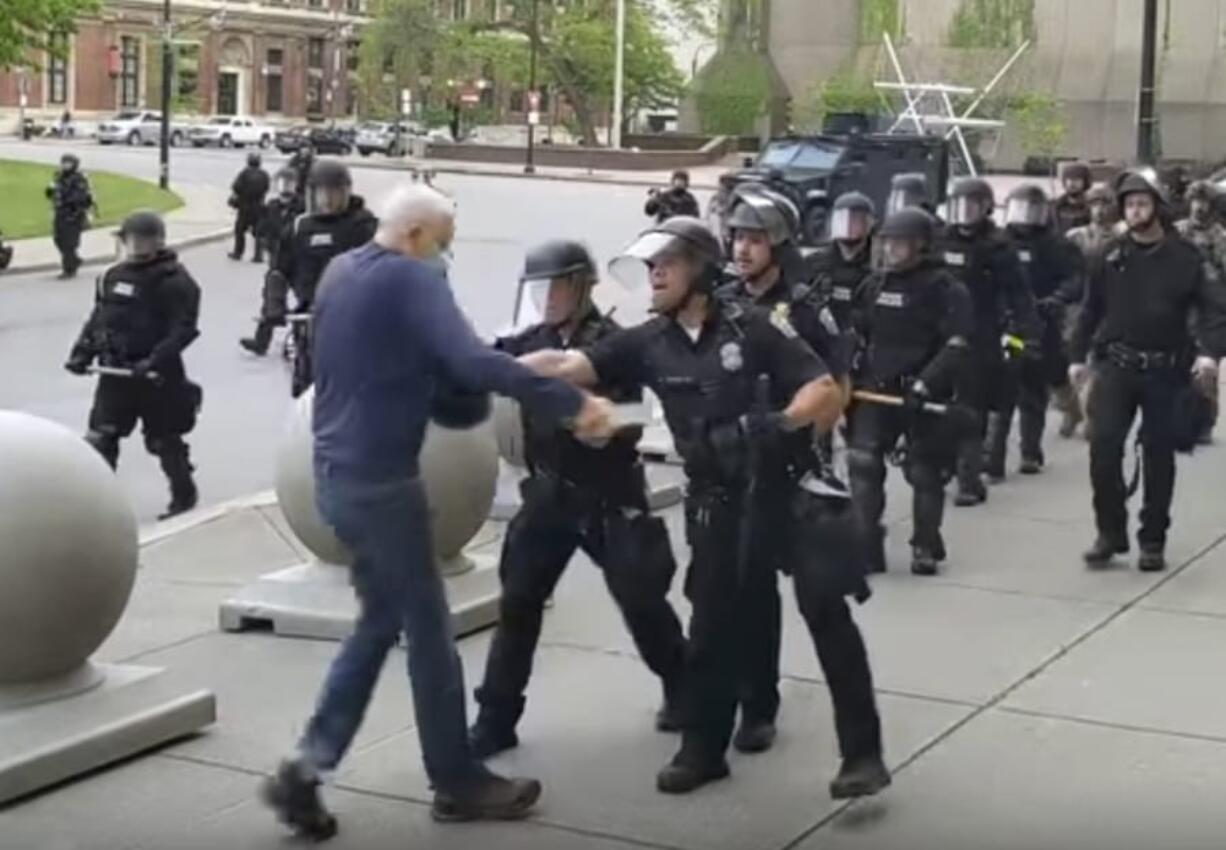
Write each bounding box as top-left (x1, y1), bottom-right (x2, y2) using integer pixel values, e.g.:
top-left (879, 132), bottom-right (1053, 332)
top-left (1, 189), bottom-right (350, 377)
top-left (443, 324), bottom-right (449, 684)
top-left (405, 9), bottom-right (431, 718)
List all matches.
top-left (1006, 198), bottom-right (1047, 227)
top-left (309, 185), bottom-right (350, 215)
top-left (948, 196), bottom-right (986, 227)
top-left (829, 208), bottom-right (869, 242)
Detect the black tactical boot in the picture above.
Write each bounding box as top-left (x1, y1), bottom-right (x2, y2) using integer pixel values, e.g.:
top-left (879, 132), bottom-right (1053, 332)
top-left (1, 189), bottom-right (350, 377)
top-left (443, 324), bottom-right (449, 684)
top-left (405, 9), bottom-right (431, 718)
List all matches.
top-left (953, 479), bottom-right (987, 507)
top-left (656, 756), bottom-right (730, 794)
top-left (158, 446), bottom-right (198, 521)
top-left (1018, 455), bottom-right (1044, 475)
top-left (733, 717), bottom-right (777, 754)
top-left (910, 546), bottom-right (939, 577)
top-left (864, 528), bottom-right (887, 574)
top-left (431, 772), bottom-right (542, 822)
top-left (261, 759), bottom-right (338, 841)
top-left (1083, 536), bottom-right (1129, 566)
top-left (655, 680), bottom-right (684, 732)
top-left (983, 413), bottom-right (1007, 482)
top-left (829, 754), bottom-right (892, 800)
top-left (468, 719), bottom-right (519, 760)
top-left (240, 322), bottom-right (274, 356)
top-left (1138, 546), bottom-right (1167, 573)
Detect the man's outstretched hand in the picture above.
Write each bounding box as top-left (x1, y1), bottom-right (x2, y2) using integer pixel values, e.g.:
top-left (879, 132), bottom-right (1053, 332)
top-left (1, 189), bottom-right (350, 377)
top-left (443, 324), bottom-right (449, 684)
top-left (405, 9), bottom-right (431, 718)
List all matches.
top-left (572, 394), bottom-right (617, 445)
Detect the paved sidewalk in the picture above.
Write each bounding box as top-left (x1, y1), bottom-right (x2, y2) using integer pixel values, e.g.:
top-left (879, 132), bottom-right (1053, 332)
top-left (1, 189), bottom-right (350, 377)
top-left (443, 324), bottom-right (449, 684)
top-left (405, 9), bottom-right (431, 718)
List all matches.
top-left (1, 181), bottom-right (233, 276)
top-left (6, 410), bottom-right (1226, 849)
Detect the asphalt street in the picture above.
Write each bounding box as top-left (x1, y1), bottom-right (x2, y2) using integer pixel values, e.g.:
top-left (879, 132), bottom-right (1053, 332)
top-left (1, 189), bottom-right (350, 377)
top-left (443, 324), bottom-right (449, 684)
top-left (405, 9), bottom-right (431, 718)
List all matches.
top-left (0, 142), bottom-right (706, 522)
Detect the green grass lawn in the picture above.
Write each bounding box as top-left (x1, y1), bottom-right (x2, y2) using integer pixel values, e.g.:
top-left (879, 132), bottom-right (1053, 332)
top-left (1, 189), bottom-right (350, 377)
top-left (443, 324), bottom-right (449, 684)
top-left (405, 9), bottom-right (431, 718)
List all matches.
top-left (0, 159), bottom-right (183, 240)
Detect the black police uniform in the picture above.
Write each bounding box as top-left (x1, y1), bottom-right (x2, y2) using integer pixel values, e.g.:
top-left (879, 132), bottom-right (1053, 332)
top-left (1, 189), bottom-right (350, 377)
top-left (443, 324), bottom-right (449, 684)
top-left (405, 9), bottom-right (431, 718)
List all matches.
top-left (68, 249), bottom-right (203, 512)
top-left (810, 241), bottom-right (874, 332)
top-left (472, 308), bottom-right (688, 746)
top-left (937, 221), bottom-right (1039, 501)
top-left (645, 187), bottom-right (701, 223)
top-left (230, 164), bottom-right (271, 261)
top-left (1071, 233), bottom-right (1226, 553)
top-left (288, 148), bottom-right (315, 201)
top-left (991, 225), bottom-right (1084, 471)
top-left (48, 168), bottom-right (93, 276)
top-left (714, 266), bottom-right (852, 738)
top-left (258, 192), bottom-right (305, 270)
top-left (587, 302), bottom-right (882, 780)
top-left (849, 259), bottom-right (973, 569)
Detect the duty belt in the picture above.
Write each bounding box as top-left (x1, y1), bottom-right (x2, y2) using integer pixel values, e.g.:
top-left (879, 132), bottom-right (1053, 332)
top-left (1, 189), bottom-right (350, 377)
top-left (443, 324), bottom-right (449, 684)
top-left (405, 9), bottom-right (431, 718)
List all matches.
top-left (1105, 342), bottom-right (1179, 371)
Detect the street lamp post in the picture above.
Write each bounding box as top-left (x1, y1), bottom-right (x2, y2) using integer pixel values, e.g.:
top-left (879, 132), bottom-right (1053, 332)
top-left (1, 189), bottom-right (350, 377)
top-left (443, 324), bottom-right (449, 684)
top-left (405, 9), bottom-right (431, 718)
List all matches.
top-left (159, 0), bottom-right (172, 190)
top-left (611, 0), bottom-right (625, 149)
top-left (1136, 0), bottom-right (1158, 164)
top-left (524, 0), bottom-right (539, 174)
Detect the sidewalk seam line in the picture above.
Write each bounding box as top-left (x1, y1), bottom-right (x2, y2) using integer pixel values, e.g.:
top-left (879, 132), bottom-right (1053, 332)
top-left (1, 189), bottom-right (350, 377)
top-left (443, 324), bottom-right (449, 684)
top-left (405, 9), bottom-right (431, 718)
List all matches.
top-left (995, 705), bottom-right (1226, 746)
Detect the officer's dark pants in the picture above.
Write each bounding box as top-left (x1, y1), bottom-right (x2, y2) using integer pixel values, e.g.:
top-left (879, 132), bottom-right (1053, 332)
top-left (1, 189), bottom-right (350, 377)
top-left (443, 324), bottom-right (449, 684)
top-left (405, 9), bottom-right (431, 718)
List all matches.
top-left (1087, 361), bottom-right (1180, 549)
top-left (475, 475), bottom-right (686, 731)
top-left (249, 270), bottom-right (291, 352)
top-left (53, 216), bottom-right (82, 275)
top-left (848, 404), bottom-right (952, 558)
top-left (737, 570), bottom-right (781, 725)
top-left (989, 325), bottom-right (1068, 470)
top-left (677, 489), bottom-right (881, 769)
top-left (956, 352), bottom-right (1003, 495)
top-left (85, 375), bottom-right (196, 501)
top-left (232, 207), bottom-right (264, 260)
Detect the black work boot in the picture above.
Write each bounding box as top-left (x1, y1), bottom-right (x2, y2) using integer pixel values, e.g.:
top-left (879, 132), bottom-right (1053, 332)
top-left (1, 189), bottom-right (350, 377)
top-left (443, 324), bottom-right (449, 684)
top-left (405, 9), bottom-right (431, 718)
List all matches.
top-left (864, 528), bottom-right (887, 574)
top-left (733, 717), bottom-right (777, 754)
top-left (910, 546), bottom-right (939, 577)
top-left (468, 718), bottom-right (519, 760)
top-left (1083, 536), bottom-right (1129, 566)
top-left (656, 754), bottom-right (731, 794)
top-left (157, 446), bottom-right (198, 521)
top-left (655, 680), bottom-right (684, 732)
top-left (953, 478), bottom-right (987, 507)
top-left (1138, 546), bottom-right (1167, 573)
top-left (1019, 455), bottom-right (1044, 475)
top-left (983, 414), bottom-right (1007, 482)
top-left (431, 772), bottom-right (542, 822)
top-left (829, 754), bottom-right (892, 800)
top-left (240, 322), bottom-right (275, 356)
top-left (261, 759), bottom-right (338, 841)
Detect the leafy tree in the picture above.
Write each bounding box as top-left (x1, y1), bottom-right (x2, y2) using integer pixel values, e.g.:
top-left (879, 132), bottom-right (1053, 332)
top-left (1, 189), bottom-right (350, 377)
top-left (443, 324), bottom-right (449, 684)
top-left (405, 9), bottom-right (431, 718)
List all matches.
top-left (0, 0), bottom-right (98, 70)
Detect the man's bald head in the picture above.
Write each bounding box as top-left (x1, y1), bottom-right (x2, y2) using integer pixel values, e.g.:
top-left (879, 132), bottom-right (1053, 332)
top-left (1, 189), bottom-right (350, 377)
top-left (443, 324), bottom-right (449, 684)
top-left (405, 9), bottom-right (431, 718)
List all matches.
top-left (376, 183), bottom-right (457, 262)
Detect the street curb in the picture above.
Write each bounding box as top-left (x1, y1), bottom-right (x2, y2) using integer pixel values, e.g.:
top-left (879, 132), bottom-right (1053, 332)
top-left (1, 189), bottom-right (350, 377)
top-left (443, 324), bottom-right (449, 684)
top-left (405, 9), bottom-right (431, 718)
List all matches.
top-left (139, 488), bottom-right (277, 547)
top-left (2, 226), bottom-right (232, 276)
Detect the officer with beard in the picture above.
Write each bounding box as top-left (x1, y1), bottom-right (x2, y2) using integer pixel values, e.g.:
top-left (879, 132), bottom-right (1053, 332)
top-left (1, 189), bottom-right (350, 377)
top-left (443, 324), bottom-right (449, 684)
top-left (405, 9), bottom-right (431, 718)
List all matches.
top-left (1071, 172), bottom-right (1226, 571)
top-left (65, 211), bottom-right (203, 519)
top-left (1066, 183), bottom-right (1118, 256)
top-left (519, 217), bottom-right (888, 799)
top-left (240, 161), bottom-right (377, 396)
top-left (45, 153), bottom-right (94, 279)
top-left (938, 177), bottom-right (1040, 505)
top-left (715, 186), bottom-right (852, 755)
top-left (989, 184), bottom-right (1084, 476)
top-left (849, 208), bottom-right (973, 576)
top-left (228, 152), bottom-right (271, 262)
top-left (812, 192), bottom-right (877, 331)
top-left (1175, 180), bottom-right (1226, 441)
top-left (1053, 162), bottom-right (1093, 234)
top-left (469, 240), bottom-right (688, 758)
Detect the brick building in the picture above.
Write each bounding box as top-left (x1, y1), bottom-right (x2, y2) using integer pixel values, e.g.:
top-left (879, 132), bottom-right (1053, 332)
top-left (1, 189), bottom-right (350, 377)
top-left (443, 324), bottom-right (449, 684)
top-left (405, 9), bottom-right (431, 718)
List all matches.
top-left (0, 0), bottom-right (369, 129)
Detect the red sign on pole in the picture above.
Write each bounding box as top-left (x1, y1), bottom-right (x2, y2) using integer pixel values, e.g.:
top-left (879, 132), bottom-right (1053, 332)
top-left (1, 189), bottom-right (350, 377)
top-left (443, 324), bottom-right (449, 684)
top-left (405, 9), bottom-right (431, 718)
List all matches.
top-left (460, 89), bottom-right (480, 105)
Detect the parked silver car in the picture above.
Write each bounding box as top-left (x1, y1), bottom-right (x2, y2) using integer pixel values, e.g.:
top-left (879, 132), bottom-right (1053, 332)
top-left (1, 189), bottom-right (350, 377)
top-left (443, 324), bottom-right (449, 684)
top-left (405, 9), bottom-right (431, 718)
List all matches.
top-left (96, 111), bottom-right (187, 146)
top-left (355, 121), bottom-right (422, 157)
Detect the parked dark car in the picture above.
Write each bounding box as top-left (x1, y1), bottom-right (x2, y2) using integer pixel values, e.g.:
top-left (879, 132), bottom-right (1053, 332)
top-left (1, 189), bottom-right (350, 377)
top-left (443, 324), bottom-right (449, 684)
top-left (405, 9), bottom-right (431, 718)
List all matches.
top-left (275, 125), bottom-right (353, 155)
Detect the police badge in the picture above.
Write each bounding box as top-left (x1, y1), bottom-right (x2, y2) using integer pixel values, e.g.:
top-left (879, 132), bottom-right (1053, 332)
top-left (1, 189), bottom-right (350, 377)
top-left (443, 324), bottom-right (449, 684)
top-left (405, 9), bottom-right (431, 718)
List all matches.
top-left (719, 341), bottom-right (744, 372)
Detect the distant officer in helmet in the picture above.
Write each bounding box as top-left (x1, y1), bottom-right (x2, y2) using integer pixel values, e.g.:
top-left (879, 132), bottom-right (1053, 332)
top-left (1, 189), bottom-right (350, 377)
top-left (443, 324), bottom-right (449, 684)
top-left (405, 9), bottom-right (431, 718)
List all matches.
top-left (258, 167), bottom-right (305, 270)
top-left (469, 240), bottom-right (688, 760)
top-left (45, 152), bottom-right (94, 278)
top-left (1174, 180), bottom-right (1226, 443)
top-left (65, 210), bottom-right (203, 519)
top-left (518, 216), bottom-right (888, 801)
top-left (228, 151), bottom-right (270, 262)
top-left (990, 184), bottom-right (1085, 476)
top-left (1053, 162), bottom-right (1093, 234)
top-left (716, 183), bottom-right (855, 755)
top-left (812, 191), bottom-right (877, 331)
top-left (1071, 170), bottom-right (1226, 571)
top-left (886, 173), bottom-right (937, 217)
top-left (937, 176), bottom-right (1040, 506)
top-left (1067, 183), bottom-right (1118, 259)
top-left (849, 208), bottom-right (973, 576)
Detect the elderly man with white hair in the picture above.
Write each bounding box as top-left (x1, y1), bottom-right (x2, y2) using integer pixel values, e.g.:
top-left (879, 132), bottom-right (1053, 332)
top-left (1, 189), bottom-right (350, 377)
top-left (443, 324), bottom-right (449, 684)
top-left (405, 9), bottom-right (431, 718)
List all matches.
top-left (261, 182), bottom-right (618, 838)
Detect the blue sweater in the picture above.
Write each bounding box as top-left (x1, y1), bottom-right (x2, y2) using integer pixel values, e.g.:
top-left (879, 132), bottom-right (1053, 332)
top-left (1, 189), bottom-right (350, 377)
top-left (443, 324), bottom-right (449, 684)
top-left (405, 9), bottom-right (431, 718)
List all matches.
top-left (312, 243), bottom-right (583, 480)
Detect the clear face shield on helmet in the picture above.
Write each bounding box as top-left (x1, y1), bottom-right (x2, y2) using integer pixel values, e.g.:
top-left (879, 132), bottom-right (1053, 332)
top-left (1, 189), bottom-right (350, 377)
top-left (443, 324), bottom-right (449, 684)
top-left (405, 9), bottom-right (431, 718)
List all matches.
top-left (948, 195), bottom-right (988, 227)
top-left (829, 208), bottom-right (871, 242)
top-left (274, 171), bottom-right (296, 197)
top-left (609, 231), bottom-right (698, 318)
top-left (1005, 197), bottom-right (1048, 228)
top-left (119, 231), bottom-right (163, 261)
top-left (309, 184), bottom-right (350, 215)
top-left (512, 274), bottom-right (590, 329)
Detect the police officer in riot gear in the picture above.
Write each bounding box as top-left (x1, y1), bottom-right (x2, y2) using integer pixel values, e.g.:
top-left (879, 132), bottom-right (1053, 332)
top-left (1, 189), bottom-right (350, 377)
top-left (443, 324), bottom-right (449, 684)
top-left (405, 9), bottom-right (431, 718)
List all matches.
top-left (240, 161), bottom-right (376, 395)
top-left (65, 210), bottom-right (203, 520)
top-left (46, 153), bottom-right (94, 279)
top-left (1066, 183), bottom-right (1118, 258)
top-left (938, 177), bottom-right (1040, 505)
top-left (812, 191), bottom-right (876, 330)
top-left (288, 143), bottom-right (316, 202)
top-left (257, 167), bottom-right (304, 270)
top-left (717, 185), bottom-right (852, 754)
top-left (1175, 180), bottom-right (1226, 441)
top-left (229, 151), bottom-right (270, 262)
top-left (1071, 171), bottom-right (1226, 571)
top-left (469, 240), bottom-right (688, 758)
top-left (886, 173), bottom-right (936, 216)
top-left (849, 208), bottom-right (973, 576)
top-left (992, 184), bottom-right (1084, 475)
top-left (519, 216), bottom-right (888, 800)
top-left (1053, 162), bottom-right (1093, 234)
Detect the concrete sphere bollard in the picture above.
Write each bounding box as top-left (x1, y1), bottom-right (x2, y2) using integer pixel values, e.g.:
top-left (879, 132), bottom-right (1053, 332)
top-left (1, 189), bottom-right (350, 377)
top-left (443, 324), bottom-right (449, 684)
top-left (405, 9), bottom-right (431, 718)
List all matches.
top-left (274, 390), bottom-right (499, 575)
top-left (0, 411), bottom-right (139, 684)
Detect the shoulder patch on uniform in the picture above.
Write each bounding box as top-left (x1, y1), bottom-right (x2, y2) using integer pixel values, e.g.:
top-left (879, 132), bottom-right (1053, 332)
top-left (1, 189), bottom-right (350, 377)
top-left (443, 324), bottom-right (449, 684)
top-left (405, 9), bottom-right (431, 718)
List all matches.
top-left (111, 282), bottom-right (136, 298)
top-left (944, 252), bottom-right (966, 267)
top-left (769, 302), bottom-right (798, 338)
top-left (876, 291), bottom-right (904, 308)
top-left (309, 232), bottom-right (334, 247)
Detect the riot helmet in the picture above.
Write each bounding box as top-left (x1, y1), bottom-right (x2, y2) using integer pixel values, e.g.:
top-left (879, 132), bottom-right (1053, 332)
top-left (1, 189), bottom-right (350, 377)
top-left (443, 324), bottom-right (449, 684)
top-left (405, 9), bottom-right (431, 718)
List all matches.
top-left (948, 177), bottom-right (995, 228)
top-left (1187, 180), bottom-right (1218, 224)
top-left (1086, 182), bottom-right (1116, 226)
top-left (515, 240), bottom-right (597, 328)
top-left (886, 173), bottom-right (931, 214)
top-left (725, 185), bottom-right (800, 247)
top-left (1061, 162), bottom-right (1092, 196)
top-left (1115, 170), bottom-right (1167, 234)
top-left (610, 216), bottom-right (723, 315)
top-left (247, 151), bottom-right (262, 168)
top-left (60, 153), bottom-right (79, 173)
top-left (118, 210), bottom-right (166, 261)
top-left (273, 167), bottom-right (297, 198)
top-left (829, 191), bottom-right (875, 242)
top-left (1005, 184), bottom-right (1050, 229)
top-left (877, 208), bottom-right (935, 272)
top-left (307, 159), bottom-right (351, 215)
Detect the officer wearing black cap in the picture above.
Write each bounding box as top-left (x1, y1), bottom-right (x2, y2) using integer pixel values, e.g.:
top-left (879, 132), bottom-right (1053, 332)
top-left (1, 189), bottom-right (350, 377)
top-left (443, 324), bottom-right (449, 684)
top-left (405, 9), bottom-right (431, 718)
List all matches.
top-left (65, 210), bottom-right (203, 519)
top-left (1071, 170), bottom-right (1226, 571)
top-left (989, 184), bottom-right (1084, 477)
top-left (1053, 162), bottom-right (1094, 234)
top-left (518, 216), bottom-right (888, 801)
top-left (716, 184), bottom-right (854, 755)
top-left (849, 208), bottom-right (973, 576)
top-left (811, 191), bottom-right (877, 331)
top-left (228, 151), bottom-right (270, 262)
top-left (240, 160), bottom-right (376, 398)
top-left (45, 153), bottom-right (94, 278)
top-left (468, 240), bottom-right (687, 758)
top-left (937, 176), bottom-right (1040, 506)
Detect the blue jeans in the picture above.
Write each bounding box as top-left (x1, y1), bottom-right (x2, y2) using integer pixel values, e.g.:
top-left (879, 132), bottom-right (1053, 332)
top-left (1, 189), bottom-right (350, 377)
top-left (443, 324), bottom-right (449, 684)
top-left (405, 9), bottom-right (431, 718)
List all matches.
top-left (298, 464), bottom-right (484, 791)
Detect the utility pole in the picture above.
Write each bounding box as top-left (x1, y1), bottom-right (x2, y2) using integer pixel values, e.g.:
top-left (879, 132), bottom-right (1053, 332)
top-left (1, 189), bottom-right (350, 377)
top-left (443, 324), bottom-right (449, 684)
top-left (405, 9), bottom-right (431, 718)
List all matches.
top-left (611, 0), bottom-right (625, 148)
top-left (159, 0), bottom-right (172, 189)
top-left (1136, 0), bottom-right (1158, 164)
top-left (524, 0), bottom-right (539, 174)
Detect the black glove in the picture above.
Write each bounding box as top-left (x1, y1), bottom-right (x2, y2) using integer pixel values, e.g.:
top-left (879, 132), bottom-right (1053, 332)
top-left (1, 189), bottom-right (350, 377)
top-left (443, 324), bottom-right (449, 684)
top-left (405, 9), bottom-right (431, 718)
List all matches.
top-left (740, 410), bottom-right (789, 443)
top-left (130, 358), bottom-right (155, 379)
top-left (903, 380), bottom-right (930, 415)
top-left (64, 357), bottom-right (89, 376)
